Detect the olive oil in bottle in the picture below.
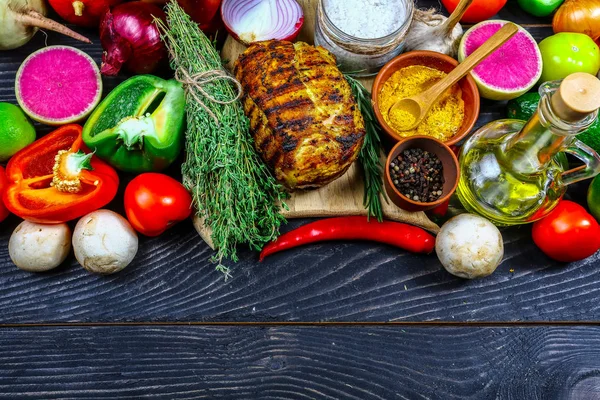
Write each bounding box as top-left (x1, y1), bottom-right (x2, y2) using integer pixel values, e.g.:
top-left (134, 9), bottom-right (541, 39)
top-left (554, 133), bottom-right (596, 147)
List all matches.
top-left (457, 74), bottom-right (600, 225)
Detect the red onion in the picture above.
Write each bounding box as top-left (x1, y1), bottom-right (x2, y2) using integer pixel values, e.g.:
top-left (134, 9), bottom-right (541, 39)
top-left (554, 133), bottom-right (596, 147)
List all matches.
top-left (99, 1), bottom-right (167, 76)
top-left (221, 0), bottom-right (304, 45)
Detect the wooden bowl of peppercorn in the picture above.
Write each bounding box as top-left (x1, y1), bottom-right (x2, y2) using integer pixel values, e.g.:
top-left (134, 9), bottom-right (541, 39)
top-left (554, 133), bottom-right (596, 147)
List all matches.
top-left (385, 136), bottom-right (459, 212)
top-left (371, 50), bottom-right (480, 146)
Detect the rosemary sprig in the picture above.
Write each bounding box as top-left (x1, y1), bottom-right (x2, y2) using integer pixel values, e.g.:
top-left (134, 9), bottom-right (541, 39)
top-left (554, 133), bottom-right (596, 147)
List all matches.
top-left (345, 74), bottom-right (386, 222)
top-left (157, 1), bottom-right (287, 278)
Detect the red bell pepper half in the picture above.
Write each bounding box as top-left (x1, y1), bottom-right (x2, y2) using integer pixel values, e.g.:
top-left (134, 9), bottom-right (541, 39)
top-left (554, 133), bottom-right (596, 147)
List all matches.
top-left (0, 166), bottom-right (9, 223)
top-left (3, 124), bottom-right (119, 224)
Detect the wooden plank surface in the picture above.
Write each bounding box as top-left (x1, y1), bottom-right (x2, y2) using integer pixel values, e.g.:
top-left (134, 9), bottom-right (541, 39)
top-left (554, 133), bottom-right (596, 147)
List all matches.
top-left (1, 197), bottom-right (598, 324)
top-left (2, 1), bottom-right (598, 398)
top-left (3, 2), bottom-right (596, 326)
top-left (0, 325), bottom-right (598, 399)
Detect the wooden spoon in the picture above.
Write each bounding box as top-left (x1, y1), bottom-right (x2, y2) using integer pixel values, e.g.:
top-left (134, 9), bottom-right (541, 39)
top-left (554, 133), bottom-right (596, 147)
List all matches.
top-left (388, 23), bottom-right (519, 131)
top-left (441, 0), bottom-right (474, 34)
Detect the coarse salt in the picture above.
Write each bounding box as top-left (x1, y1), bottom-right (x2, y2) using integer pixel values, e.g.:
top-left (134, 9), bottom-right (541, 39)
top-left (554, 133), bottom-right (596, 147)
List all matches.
top-left (324, 0), bottom-right (407, 39)
top-left (315, 0), bottom-right (413, 75)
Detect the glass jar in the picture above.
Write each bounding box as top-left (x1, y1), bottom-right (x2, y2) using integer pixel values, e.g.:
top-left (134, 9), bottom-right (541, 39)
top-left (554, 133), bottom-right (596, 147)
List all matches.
top-left (314, 0), bottom-right (414, 77)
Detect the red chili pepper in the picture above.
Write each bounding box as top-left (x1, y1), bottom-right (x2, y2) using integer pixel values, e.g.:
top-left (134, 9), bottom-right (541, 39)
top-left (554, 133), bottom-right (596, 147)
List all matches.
top-left (3, 124), bottom-right (119, 224)
top-left (259, 216), bottom-right (435, 261)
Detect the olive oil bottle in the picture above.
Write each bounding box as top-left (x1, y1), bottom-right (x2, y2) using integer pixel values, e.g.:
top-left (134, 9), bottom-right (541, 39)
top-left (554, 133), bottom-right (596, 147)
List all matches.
top-left (457, 73), bottom-right (600, 225)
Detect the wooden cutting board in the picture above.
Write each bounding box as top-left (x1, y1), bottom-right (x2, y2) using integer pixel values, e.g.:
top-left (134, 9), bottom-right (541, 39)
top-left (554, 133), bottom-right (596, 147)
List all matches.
top-left (194, 0), bottom-right (440, 248)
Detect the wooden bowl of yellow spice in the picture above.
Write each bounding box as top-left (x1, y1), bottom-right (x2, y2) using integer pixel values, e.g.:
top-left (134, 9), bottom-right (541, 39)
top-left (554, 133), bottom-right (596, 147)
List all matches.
top-left (372, 50), bottom-right (480, 146)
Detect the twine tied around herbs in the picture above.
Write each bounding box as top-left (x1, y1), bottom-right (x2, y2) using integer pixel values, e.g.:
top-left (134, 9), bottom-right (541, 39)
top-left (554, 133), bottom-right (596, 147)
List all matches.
top-left (174, 68), bottom-right (243, 125)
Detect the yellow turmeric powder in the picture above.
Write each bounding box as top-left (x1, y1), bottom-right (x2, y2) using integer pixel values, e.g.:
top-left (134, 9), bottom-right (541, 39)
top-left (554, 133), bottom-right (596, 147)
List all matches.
top-left (378, 65), bottom-right (465, 141)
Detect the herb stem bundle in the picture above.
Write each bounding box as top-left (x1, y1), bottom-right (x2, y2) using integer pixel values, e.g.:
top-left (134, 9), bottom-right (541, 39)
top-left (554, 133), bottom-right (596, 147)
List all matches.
top-left (158, 1), bottom-right (286, 277)
top-left (346, 75), bottom-right (386, 222)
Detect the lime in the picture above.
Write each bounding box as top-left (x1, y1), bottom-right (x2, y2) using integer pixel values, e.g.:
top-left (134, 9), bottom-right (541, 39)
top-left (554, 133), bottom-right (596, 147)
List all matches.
top-left (587, 175), bottom-right (600, 221)
top-left (0, 102), bottom-right (36, 162)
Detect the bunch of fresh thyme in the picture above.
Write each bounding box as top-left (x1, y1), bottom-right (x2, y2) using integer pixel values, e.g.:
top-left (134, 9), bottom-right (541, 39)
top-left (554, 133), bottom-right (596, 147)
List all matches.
top-left (157, 1), bottom-right (286, 277)
top-left (345, 75), bottom-right (386, 222)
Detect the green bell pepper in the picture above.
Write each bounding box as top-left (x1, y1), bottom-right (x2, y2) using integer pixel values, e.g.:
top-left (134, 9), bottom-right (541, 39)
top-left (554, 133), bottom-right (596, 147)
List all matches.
top-left (82, 75), bottom-right (186, 173)
top-left (517, 0), bottom-right (564, 17)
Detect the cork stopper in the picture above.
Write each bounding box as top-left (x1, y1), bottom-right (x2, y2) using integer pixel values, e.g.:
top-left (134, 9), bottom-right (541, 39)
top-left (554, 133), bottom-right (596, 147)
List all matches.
top-left (551, 72), bottom-right (600, 122)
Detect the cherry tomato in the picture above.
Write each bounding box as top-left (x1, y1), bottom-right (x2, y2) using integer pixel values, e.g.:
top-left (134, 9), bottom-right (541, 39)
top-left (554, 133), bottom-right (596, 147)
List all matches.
top-left (532, 200), bottom-right (600, 262)
top-left (441, 0), bottom-right (507, 23)
top-left (0, 166), bottom-right (9, 223)
top-left (124, 173), bottom-right (193, 237)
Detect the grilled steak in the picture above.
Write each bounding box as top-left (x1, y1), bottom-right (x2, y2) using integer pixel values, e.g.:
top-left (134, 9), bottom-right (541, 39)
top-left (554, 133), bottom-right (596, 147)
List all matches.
top-left (234, 40), bottom-right (366, 190)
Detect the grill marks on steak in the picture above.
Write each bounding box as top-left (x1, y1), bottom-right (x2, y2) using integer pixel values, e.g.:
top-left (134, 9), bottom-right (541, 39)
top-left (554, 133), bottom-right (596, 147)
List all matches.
top-left (234, 40), bottom-right (366, 189)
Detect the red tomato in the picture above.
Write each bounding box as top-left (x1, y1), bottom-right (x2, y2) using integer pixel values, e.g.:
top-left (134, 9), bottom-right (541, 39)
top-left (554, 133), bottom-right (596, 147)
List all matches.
top-left (0, 166), bottom-right (9, 223)
top-left (441, 0), bottom-right (507, 23)
top-left (124, 173), bottom-right (193, 237)
top-left (532, 200), bottom-right (600, 262)
top-left (428, 145), bottom-right (461, 219)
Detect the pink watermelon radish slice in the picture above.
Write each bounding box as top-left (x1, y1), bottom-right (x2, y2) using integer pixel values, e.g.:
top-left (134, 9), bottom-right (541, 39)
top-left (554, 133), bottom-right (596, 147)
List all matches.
top-left (458, 20), bottom-right (543, 101)
top-left (15, 46), bottom-right (102, 126)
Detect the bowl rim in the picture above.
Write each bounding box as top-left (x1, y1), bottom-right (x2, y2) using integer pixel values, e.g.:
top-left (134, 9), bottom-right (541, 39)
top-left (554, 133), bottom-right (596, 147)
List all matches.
top-left (385, 135), bottom-right (460, 208)
top-left (372, 50), bottom-right (480, 146)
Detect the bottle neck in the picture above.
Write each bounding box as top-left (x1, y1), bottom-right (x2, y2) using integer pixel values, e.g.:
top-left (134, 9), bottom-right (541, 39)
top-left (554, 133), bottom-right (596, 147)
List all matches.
top-left (505, 93), bottom-right (594, 174)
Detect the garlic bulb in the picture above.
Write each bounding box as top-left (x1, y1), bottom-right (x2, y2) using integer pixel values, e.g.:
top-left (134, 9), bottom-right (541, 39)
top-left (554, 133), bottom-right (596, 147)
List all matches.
top-left (404, 8), bottom-right (464, 58)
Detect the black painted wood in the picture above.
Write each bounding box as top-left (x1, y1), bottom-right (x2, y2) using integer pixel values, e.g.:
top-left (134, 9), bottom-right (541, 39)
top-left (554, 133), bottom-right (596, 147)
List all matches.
top-left (1, 2), bottom-right (592, 397)
top-left (2, 1), bottom-right (596, 325)
top-left (0, 325), bottom-right (597, 399)
top-left (0, 197), bottom-right (597, 324)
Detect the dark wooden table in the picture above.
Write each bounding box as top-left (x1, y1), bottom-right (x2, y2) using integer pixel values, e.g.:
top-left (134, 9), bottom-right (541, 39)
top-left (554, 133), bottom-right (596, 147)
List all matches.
top-left (2, 1), bottom-right (600, 398)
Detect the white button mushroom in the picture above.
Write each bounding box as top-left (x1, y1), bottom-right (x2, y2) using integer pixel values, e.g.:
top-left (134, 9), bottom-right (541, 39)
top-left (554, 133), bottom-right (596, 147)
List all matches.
top-left (72, 209), bottom-right (138, 275)
top-left (435, 214), bottom-right (504, 279)
top-left (9, 221), bottom-right (71, 272)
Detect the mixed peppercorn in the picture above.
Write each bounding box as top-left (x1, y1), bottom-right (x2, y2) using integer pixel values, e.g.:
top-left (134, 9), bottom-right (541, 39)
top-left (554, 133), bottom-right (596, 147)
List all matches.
top-left (389, 148), bottom-right (444, 203)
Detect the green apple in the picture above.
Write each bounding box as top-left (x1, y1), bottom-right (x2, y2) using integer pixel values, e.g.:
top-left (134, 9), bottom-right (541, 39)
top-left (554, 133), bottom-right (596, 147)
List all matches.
top-left (538, 32), bottom-right (600, 83)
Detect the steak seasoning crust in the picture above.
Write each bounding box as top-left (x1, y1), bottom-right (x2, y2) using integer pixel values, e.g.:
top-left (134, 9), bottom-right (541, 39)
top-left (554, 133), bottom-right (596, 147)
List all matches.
top-left (234, 40), bottom-right (366, 190)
